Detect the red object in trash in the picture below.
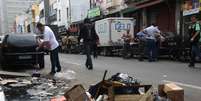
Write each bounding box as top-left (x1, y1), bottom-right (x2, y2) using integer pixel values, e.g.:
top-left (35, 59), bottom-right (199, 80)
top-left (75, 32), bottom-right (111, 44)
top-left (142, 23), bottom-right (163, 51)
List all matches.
top-left (51, 96), bottom-right (66, 101)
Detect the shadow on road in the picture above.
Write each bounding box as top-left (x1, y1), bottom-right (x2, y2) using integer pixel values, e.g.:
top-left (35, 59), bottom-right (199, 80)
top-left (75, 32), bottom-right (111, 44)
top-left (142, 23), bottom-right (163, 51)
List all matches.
top-left (0, 65), bottom-right (39, 73)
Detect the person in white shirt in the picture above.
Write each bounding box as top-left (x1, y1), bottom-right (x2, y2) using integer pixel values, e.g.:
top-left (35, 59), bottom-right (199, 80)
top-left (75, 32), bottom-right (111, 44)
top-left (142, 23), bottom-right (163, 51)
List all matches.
top-left (36, 22), bottom-right (61, 74)
top-left (144, 24), bottom-right (161, 62)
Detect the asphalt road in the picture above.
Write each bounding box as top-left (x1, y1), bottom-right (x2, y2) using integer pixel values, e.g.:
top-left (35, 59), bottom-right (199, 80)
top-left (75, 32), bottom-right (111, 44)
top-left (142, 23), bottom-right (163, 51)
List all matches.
top-left (48, 53), bottom-right (201, 101)
top-left (1, 53), bottom-right (200, 101)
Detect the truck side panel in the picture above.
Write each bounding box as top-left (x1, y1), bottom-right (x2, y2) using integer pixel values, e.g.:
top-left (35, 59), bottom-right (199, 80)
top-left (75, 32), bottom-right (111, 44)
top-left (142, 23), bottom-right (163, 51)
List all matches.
top-left (110, 19), bottom-right (134, 46)
top-left (95, 19), bottom-right (110, 46)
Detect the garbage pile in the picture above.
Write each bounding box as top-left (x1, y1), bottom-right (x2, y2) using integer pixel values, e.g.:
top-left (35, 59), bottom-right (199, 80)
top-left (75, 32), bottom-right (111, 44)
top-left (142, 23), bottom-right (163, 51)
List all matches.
top-left (63, 71), bottom-right (184, 101)
top-left (0, 70), bottom-right (77, 101)
top-left (0, 70), bottom-right (184, 101)
top-left (0, 77), bottom-right (69, 101)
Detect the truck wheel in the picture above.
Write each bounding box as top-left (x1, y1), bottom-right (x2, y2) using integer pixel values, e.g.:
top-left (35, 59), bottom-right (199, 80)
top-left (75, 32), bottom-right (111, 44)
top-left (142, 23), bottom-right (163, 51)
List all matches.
top-left (39, 58), bottom-right (45, 69)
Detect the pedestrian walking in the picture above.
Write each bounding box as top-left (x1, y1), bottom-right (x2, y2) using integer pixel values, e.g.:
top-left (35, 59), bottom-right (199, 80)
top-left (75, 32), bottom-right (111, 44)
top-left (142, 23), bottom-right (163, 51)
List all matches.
top-left (188, 16), bottom-right (201, 68)
top-left (144, 24), bottom-right (161, 62)
top-left (121, 29), bottom-right (132, 58)
top-left (78, 18), bottom-right (97, 70)
top-left (36, 22), bottom-right (62, 74)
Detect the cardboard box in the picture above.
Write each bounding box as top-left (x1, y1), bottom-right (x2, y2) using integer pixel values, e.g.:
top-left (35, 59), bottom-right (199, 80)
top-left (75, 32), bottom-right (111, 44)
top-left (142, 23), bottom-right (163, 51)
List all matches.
top-left (64, 84), bottom-right (90, 101)
top-left (109, 85), bottom-right (154, 101)
top-left (158, 83), bottom-right (184, 101)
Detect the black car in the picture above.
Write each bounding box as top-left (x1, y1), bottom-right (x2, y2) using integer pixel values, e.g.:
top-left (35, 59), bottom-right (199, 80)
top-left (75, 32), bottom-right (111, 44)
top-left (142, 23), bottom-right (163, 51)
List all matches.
top-left (0, 34), bottom-right (44, 69)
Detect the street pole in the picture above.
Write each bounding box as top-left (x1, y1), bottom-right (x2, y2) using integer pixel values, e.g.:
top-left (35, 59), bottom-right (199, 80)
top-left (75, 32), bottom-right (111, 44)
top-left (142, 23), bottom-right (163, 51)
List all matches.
top-left (120, 0), bottom-right (124, 17)
top-left (69, 0), bottom-right (72, 24)
top-left (44, 0), bottom-right (50, 25)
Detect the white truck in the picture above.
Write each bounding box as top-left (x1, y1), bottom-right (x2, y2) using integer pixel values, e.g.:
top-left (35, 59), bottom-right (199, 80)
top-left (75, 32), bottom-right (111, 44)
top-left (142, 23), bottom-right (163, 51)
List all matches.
top-left (95, 17), bottom-right (135, 56)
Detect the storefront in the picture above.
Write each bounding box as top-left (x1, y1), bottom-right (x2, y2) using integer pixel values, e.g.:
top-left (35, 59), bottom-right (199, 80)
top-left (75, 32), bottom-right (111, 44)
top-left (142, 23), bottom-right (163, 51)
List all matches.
top-left (182, 0), bottom-right (200, 39)
top-left (124, 0), bottom-right (177, 35)
top-left (146, 1), bottom-right (176, 33)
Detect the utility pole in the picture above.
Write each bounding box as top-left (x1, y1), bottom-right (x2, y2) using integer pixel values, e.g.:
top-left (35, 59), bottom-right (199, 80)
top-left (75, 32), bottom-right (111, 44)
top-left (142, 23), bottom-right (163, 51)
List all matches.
top-left (68, 0), bottom-right (72, 24)
top-left (44, 0), bottom-right (50, 25)
top-left (120, 0), bottom-right (125, 17)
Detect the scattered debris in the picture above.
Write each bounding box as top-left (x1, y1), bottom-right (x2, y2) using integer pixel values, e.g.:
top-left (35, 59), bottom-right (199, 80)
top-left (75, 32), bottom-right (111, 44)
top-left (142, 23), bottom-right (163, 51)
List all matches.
top-left (0, 79), bottom-right (18, 85)
top-left (55, 70), bottom-right (76, 80)
top-left (0, 86), bottom-right (6, 101)
top-left (0, 71), bottom-right (75, 101)
top-left (0, 71), bottom-right (31, 78)
top-left (64, 84), bottom-right (94, 101)
top-left (50, 96), bottom-right (66, 101)
top-left (0, 70), bottom-right (184, 101)
top-left (158, 83), bottom-right (184, 101)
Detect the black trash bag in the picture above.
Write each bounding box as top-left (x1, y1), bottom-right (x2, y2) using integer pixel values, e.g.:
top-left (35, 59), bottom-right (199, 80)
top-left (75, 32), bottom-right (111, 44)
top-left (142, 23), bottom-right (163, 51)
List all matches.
top-left (109, 73), bottom-right (140, 85)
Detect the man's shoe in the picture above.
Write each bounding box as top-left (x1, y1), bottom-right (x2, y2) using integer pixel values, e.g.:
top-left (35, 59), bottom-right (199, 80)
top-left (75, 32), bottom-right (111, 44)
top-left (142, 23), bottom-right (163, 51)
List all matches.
top-left (188, 64), bottom-right (195, 68)
top-left (88, 66), bottom-right (93, 70)
top-left (57, 69), bottom-right (61, 72)
top-left (85, 64), bottom-right (89, 68)
top-left (49, 71), bottom-right (56, 75)
top-left (138, 58), bottom-right (144, 61)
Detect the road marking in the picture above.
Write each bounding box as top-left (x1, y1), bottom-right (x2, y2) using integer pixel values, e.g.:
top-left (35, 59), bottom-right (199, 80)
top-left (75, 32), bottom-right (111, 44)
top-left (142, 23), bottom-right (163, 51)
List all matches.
top-left (62, 60), bottom-right (82, 66)
top-left (163, 80), bottom-right (201, 90)
top-left (66, 62), bottom-right (81, 66)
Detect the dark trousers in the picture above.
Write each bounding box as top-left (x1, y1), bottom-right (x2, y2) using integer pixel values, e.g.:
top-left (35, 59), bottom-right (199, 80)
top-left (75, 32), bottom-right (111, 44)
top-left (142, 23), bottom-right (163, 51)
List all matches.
top-left (50, 47), bottom-right (61, 72)
top-left (93, 44), bottom-right (98, 58)
top-left (146, 39), bottom-right (157, 61)
top-left (123, 43), bottom-right (130, 57)
top-left (190, 43), bottom-right (200, 66)
top-left (138, 40), bottom-right (146, 61)
top-left (155, 41), bottom-right (160, 60)
top-left (85, 43), bottom-right (93, 68)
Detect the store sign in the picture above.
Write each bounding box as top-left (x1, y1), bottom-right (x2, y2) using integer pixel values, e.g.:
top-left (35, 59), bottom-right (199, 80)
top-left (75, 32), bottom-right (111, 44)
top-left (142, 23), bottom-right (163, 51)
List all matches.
top-left (183, 0), bottom-right (200, 16)
top-left (88, 7), bottom-right (101, 18)
top-left (200, 0), bottom-right (201, 10)
top-left (125, 0), bottom-right (150, 4)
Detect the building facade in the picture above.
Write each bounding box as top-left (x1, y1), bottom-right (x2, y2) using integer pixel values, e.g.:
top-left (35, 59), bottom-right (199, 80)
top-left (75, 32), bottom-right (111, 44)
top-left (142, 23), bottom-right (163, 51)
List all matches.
top-left (57, 0), bottom-right (69, 27)
top-left (70, 0), bottom-right (90, 23)
top-left (39, 0), bottom-right (45, 24)
top-left (0, 0), bottom-right (7, 34)
top-left (1, 0), bottom-right (37, 33)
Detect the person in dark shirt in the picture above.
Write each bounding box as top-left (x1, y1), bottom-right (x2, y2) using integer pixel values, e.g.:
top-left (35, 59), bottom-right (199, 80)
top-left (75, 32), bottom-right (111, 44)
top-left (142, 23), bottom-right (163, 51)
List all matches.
top-left (188, 16), bottom-right (201, 68)
top-left (78, 18), bottom-right (98, 70)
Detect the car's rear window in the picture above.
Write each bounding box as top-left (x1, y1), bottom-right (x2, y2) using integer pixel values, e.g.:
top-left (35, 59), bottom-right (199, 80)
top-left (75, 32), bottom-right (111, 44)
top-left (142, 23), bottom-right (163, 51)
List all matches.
top-left (6, 34), bottom-right (37, 47)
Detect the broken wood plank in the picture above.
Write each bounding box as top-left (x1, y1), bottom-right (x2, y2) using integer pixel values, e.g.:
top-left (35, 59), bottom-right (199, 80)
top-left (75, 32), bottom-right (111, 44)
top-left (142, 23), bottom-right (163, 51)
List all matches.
top-left (0, 71), bottom-right (31, 78)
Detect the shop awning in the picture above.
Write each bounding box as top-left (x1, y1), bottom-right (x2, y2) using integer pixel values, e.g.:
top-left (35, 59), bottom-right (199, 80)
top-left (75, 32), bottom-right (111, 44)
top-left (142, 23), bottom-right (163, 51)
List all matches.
top-left (123, 0), bottom-right (164, 14)
top-left (135, 0), bottom-right (164, 9)
top-left (122, 7), bottom-right (137, 14)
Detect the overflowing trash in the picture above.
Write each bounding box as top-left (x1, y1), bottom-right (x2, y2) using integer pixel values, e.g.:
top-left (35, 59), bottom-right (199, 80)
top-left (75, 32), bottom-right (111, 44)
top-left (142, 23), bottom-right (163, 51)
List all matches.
top-left (0, 76), bottom-right (70, 101)
top-left (0, 69), bottom-right (77, 101)
top-left (0, 70), bottom-right (184, 101)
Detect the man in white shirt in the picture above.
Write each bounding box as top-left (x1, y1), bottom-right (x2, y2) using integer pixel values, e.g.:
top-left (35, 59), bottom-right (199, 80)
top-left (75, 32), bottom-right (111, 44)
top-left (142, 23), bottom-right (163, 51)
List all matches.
top-left (36, 22), bottom-right (61, 74)
top-left (144, 24), bottom-right (161, 62)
